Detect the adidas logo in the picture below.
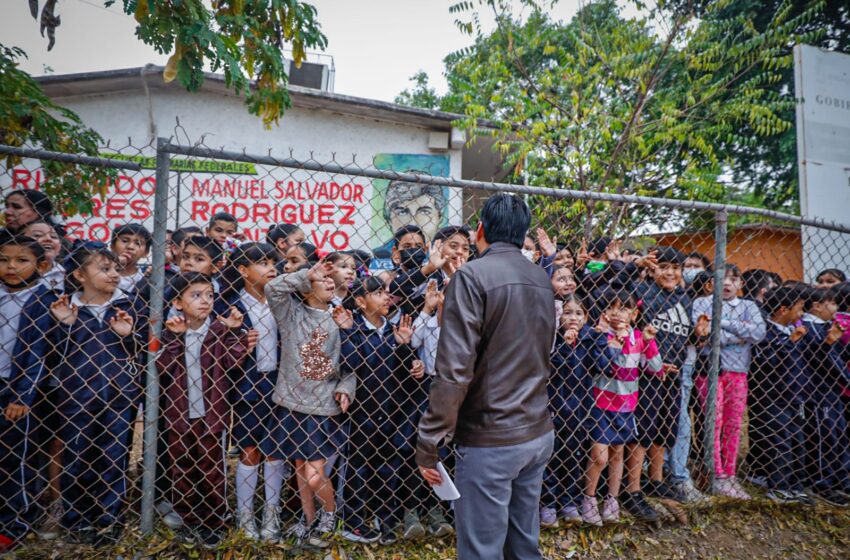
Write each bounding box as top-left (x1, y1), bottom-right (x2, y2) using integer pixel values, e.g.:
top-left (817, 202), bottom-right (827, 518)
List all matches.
top-left (651, 303), bottom-right (691, 337)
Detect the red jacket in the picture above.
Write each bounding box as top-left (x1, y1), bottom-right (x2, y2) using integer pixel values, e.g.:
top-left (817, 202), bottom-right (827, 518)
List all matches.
top-left (157, 319), bottom-right (249, 433)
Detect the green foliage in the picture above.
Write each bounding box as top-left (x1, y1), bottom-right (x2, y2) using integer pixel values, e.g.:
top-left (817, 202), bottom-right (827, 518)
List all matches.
top-left (394, 71), bottom-right (442, 110)
top-left (431, 0), bottom-right (829, 239)
top-left (0, 45), bottom-right (115, 215)
top-left (114, 0), bottom-right (327, 127)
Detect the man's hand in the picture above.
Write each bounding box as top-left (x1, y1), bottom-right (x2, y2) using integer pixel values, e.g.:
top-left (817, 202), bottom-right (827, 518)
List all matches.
top-left (419, 465), bottom-right (443, 486)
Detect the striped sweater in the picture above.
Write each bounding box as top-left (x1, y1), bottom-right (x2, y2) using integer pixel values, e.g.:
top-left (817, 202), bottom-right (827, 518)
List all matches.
top-left (593, 328), bottom-right (664, 413)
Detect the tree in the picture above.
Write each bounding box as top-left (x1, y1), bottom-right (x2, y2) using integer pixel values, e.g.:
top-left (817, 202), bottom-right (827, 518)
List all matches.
top-left (394, 71), bottom-right (442, 111)
top-left (405, 0), bottom-right (826, 239)
top-left (2, 0), bottom-right (326, 214)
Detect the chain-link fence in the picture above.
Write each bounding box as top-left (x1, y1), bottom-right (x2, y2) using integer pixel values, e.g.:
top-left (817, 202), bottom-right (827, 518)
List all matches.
top-left (1, 139), bottom-right (849, 552)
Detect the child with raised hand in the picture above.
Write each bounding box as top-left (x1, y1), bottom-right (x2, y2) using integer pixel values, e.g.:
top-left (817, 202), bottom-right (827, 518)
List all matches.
top-left (23, 220), bottom-right (64, 291)
top-left (220, 243), bottom-right (285, 540)
top-left (692, 264), bottom-right (766, 499)
top-left (541, 294), bottom-right (596, 526)
top-left (582, 288), bottom-right (664, 526)
top-left (50, 242), bottom-right (143, 544)
top-left (110, 223), bottom-right (151, 296)
top-left (0, 234), bottom-right (57, 551)
top-left (339, 277), bottom-right (417, 545)
top-left (262, 259), bottom-right (355, 548)
top-left (325, 252), bottom-right (358, 307)
top-left (157, 272), bottom-right (253, 548)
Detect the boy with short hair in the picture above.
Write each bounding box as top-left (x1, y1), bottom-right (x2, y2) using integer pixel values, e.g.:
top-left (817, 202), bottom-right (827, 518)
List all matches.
top-left (156, 272), bottom-right (253, 547)
top-left (799, 287), bottom-right (850, 506)
top-left (749, 285), bottom-right (814, 505)
top-left (111, 223), bottom-right (151, 296)
top-left (206, 212), bottom-right (238, 246)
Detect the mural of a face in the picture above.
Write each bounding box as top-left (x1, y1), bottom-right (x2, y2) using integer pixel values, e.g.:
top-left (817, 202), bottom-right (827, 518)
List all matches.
top-left (384, 182), bottom-right (445, 243)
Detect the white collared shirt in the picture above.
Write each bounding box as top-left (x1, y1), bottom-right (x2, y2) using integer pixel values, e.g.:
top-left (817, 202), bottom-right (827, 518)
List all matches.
top-left (412, 311), bottom-right (440, 375)
top-left (241, 290), bottom-right (278, 373)
top-left (118, 270), bottom-right (145, 296)
top-left (767, 319), bottom-right (793, 337)
top-left (71, 290), bottom-right (124, 324)
top-left (802, 312), bottom-right (826, 325)
top-left (0, 283), bottom-right (41, 379)
top-left (41, 263), bottom-right (65, 292)
top-left (184, 318), bottom-right (210, 420)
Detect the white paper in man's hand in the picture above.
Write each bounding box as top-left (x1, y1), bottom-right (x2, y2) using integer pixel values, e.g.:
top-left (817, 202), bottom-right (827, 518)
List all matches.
top-left (433, 461), bottom-right (461, 501)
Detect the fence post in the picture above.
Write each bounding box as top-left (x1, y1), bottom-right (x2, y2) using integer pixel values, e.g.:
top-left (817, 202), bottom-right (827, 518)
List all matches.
top-left (140, 138), bottom-right (171, 534)
top-left (703, 209), bottom-right (728, 487)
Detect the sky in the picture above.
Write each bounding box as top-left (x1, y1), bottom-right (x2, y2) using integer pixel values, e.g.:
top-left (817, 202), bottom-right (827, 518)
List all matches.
top-left (2, 0), bottom-right (587, 102)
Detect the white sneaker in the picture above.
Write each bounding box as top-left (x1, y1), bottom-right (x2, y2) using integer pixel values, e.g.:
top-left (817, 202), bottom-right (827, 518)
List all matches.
top-left (674, 479), bottom-right (708, 503)
top-left (38, 500), bottom-right (64, 540)
top-left (316, 510), bottom-right (336, 535)
top-left (155, 500), bottom-right (183, 530)
top-left (236, 508), bottom-right (259, 540)
top-left (729, 477), bottom-right (752, 500)
top-left (260, 504), bottom-right (281, 542)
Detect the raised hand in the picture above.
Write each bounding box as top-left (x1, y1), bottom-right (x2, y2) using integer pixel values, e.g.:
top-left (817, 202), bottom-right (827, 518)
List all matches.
top-left (393, 314), bottom-right (414, 345)
top-left (643, 324), bottom-right (658, 341)
top-left (695, 314), bottom-right (711, 338)
top-left (332, 306), bottom-right (354, 329)
top-left (826, 321), bottom-right (845, 345)
top-left (595, 314), bottom-right (611, 334)
top-left (662, 363), bottom-right (680, 376)
top-left (221, 306), bottom-right (245, 329)
top-left (536, 227), bottom-right (557, 258)
top-left (605, 239), bottom-right (622, 262)
top-left (789, 325), bottom-right (807, 342)
top-left (307, 258), bottom-right (334, 283)
top-left (423, 240), bottom-right (447, 274)
top-left (165, 315), bottom-right (188, 335)
top-left (563, 328), bottom-right (579, 345)
top-left (109, 308), bottom-right (134, 337)
top-left (423, 279), bottom-right (442, 314)
top-left (636, 250), bottom-right (659, 271)
top-left (50, 295), bottom-right (78, 325)
top-left (410, 359), bottom-right (425, 379)
top-left (246, 329), bottom-right (259, 352)
top-left (576, 238), bottom-right (590, 269)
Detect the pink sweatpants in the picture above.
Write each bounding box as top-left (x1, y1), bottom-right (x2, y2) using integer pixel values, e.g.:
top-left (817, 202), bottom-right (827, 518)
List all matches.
top-left (695, 371), bottom-right (748, 478)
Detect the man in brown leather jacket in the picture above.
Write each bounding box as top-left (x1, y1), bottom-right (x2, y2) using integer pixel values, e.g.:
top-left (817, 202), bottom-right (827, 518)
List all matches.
top-left (417, 193), bottom-right (556, 559)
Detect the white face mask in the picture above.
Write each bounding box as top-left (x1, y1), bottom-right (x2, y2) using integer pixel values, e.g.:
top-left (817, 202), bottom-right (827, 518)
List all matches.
top-left (521, 249), bottom-right (535, 262)
top-left (682, 268), bottom-right (705, 285)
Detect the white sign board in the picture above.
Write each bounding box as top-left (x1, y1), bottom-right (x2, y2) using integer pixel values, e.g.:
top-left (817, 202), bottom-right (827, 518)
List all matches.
top-left (794, 45), bottom-right (850, 281)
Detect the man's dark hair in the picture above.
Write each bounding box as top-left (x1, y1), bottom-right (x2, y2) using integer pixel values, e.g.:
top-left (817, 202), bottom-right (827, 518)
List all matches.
top-left (184, 235), bottom-right (224, 263)
top-left (170, 271), bottom-right (214, 300)
top-left (479, 194), bottom-right (530, 248)
top-left (393, 224), bottom-right (426, 245)
top-left (111, 223), bottom-right (152, 249)
top-left (763, 285), bottom-right (807, 316)
top-left (172, 226), bottom-right (202, 247)
top-left (267, 223), bottom-right (302, 245)
top-left (209, 212), bottom-right (237, 227)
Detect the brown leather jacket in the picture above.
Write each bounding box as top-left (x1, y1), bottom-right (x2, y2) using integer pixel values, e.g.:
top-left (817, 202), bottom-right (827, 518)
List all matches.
top-left (416, 242), bottom-right (556, 468)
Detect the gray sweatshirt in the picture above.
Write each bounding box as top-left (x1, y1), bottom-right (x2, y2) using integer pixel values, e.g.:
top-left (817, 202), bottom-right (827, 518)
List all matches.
top-left (265, 269), bottom-right (356, 415)
top-left (692, 296), bottom-right (767, 373)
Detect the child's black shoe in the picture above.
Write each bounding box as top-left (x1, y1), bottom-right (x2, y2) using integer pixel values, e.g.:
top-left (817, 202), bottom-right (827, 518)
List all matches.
top-left (620, 491), bottom-right (659, 522)
top-left (645, 479), bottom-right (686, 503)
top-left (197, 527), bottom-right (223, 550)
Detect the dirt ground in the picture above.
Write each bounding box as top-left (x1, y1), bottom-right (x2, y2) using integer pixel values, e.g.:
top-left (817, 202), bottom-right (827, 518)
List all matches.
top-left (10, 497), bottom-right (849, 560)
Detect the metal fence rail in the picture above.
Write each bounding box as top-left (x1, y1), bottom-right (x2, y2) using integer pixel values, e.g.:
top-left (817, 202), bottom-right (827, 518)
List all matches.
top-left (1, 140), bottom-right (849, 553)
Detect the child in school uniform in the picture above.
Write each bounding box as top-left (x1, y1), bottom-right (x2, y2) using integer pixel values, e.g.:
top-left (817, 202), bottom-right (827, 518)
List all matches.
top-left (262, 260), bottom-right (355, 548)
top-left (0, 234), bottom-right (57, 551)
top-left (220, 243), bottom-right (286, 540)
top-left (339, 277), bottom-right (416, 545)
top-left (749, 285), bottom-right (815, 505)
top-left (50, 243), bottom-right (143, 544)
top-left (541, 294), bottom-right (596, 526)
top-left (326, 252), bottom-right (357, 308)
top-left (156, 272), bottom-right (253, 548)
top-left (582, 287), bottom-right (664, 526)
top-left (110, 224), bottom-right (151, 297)
top-left (205, 211), bottom-right (239, 248)
top-left (23, 220), bottom-right (64, 292)
top-left (799, 286), bottom-right (850, 506)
